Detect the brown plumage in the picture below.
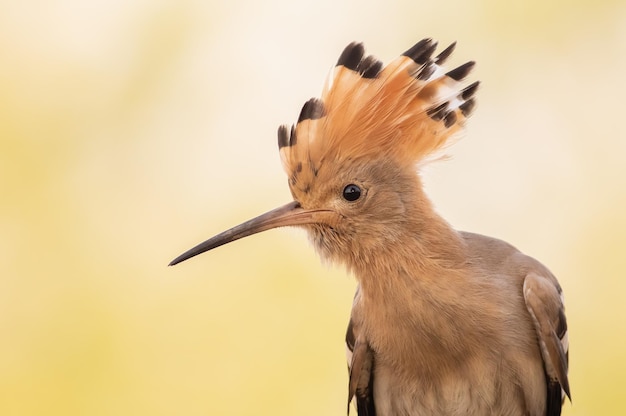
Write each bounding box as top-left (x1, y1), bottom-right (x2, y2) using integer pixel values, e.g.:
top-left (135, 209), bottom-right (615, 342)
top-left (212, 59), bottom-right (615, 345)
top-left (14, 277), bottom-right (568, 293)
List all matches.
top-left (170, 39), bottom-right (570, 416)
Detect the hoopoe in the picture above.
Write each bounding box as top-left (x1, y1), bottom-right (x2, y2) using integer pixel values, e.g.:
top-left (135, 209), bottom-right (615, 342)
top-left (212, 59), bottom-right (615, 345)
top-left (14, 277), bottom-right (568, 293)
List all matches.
top-left (170, 39), bottom-right (570, 416)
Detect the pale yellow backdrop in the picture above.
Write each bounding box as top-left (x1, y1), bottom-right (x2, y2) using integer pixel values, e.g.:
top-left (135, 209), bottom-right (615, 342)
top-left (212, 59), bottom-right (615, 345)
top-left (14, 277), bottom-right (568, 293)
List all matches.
top-left (1, 0), bottom-right (625, 415)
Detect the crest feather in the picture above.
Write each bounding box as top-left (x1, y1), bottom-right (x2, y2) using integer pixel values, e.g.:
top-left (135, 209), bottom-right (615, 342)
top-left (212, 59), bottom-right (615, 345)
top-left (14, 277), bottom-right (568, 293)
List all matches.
top-left (278, 39), bottom-right (478, 178)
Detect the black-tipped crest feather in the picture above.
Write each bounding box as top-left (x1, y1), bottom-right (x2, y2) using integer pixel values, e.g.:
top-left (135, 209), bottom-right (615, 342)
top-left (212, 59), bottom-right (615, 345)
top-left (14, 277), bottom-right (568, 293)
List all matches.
top-left (362, 60), bottom-right (382, 78)
top-left (337, 42), bottom-right (365, 71)
top-left (435, 42), bottom-right (456, 64)
top-left (298, 98), bottom-right (326, 123)
top-left (427, 102), bottom-right (448, 121)
top-left (446, 61), bottom-right (475, 81)
top-left (443, 111), bottom-right (457, 128)
top-left (461, 81), bottom-right (480, 100)
top-left (459, 99), bottom-right (476, 117)
top-left (358, 55), bottom-right (383, 78)
top-left (289, 125), bottom-right (297, 146)
top-left (415, 61), bottom-right (436, 80)
top-left (277, 125), bottom-right (290, 149)
top-left (403, 38), bottom-right (437, 64)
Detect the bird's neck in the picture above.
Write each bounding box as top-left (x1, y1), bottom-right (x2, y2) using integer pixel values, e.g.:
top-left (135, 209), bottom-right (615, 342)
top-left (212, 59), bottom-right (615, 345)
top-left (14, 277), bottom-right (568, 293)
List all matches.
top-left (349, 208), bottom-right (474, 377)
top-left (351, 197), bottom-right (467, 295)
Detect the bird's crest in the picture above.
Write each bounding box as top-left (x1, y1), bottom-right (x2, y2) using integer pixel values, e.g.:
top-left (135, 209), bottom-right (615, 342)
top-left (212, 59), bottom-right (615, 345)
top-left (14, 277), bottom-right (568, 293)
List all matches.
top-left (278, 39), bottom-right (478, 182)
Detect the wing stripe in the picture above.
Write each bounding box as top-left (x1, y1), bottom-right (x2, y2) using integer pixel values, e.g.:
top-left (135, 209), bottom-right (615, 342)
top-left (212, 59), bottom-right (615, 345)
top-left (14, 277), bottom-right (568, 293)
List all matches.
top-left (523, 272), bottom-right (571, 416)
top-left (346, 318), bottom-right (376, 415)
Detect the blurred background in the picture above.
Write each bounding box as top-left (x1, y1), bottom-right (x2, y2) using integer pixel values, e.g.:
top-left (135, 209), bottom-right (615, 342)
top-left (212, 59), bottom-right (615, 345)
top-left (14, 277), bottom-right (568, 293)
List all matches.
top-left (1, 0), bottom-right (625, 414)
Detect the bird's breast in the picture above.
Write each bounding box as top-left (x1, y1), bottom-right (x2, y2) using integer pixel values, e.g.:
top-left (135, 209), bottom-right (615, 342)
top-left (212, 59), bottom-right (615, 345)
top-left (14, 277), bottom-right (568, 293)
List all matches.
top-left (352, 271), bottom-right (546, 416)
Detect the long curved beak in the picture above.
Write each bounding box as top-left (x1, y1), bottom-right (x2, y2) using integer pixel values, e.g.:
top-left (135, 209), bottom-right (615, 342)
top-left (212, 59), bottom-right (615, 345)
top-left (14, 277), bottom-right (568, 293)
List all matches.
top-left (169, 201), bottom-right (338, 266)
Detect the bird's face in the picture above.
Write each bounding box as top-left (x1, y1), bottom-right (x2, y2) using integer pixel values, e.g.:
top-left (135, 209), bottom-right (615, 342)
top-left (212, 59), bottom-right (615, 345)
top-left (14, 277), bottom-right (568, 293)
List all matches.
top-left (168, 156), bottom-right (421, 267)
top-left (288, 157), bottom-right (419, 265)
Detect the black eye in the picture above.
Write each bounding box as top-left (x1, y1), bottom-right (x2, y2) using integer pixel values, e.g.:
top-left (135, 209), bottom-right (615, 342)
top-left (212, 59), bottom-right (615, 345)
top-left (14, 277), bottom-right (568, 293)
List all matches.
top-left (342, 184), bottom-right (361, 202)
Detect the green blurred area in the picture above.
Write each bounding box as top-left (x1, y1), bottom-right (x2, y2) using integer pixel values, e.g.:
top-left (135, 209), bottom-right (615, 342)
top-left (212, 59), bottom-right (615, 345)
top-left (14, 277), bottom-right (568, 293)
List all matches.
top-left (1, 1), bottom-right (625, 415)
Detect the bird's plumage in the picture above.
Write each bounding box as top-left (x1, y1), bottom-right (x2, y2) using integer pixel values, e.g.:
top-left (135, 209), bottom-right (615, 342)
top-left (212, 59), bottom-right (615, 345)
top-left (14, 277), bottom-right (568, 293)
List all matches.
top-left (346, 232), bottom-right (570, 416)
top-left (170, 38), bottom-right (570, 416)
top-left (278, 39), bottom-right (478, 189)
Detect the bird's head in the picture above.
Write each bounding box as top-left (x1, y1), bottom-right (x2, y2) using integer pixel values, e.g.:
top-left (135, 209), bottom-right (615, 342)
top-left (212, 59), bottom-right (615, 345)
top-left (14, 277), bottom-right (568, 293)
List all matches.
top-left (170, 39), bottom-right (477, 268)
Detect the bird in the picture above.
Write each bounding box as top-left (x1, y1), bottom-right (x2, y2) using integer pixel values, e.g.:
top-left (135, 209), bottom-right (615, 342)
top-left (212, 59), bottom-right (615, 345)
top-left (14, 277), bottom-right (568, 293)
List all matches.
top-left (169, 38), bottom-right (570, 416)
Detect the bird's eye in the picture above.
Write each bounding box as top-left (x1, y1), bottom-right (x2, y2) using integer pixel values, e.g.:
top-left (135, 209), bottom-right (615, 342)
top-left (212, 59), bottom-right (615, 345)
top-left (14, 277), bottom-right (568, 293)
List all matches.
top-left (342, 184), bottom-right (361, 202)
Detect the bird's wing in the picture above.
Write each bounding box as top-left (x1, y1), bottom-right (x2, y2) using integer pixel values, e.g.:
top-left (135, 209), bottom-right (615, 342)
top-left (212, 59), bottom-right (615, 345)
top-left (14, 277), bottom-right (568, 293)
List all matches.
top-left (523, 272), bottom-right (571, 416)
top-left (346, 318), bottom-right (376, 416)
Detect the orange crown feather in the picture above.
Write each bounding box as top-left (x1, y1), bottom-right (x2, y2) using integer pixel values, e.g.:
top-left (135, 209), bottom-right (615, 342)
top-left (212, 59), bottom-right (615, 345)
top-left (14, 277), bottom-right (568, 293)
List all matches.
top-left (277, 39), bottom-right (478, 179)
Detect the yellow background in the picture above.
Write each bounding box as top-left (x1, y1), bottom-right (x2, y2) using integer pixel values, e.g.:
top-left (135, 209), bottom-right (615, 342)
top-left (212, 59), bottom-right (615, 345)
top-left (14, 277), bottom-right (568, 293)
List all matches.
top-left (1, 0), bottom-right (625, 414)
